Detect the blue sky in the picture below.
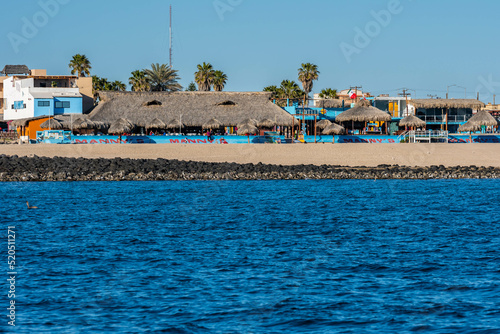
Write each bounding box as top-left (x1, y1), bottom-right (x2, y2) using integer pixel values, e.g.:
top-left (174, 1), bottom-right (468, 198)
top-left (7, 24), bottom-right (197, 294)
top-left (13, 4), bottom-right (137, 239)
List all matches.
top-left (1, 0), bottom-right (499, 102)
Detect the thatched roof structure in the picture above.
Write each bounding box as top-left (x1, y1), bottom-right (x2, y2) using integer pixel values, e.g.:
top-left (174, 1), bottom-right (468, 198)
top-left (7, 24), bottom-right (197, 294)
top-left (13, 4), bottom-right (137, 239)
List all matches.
top-left (322, 123), bottom-right (345, 135)
top-left (1, 65), bottom-right (29, 75)
top-left (316, 119), bottom-right (332, 129)
top-left (88, 91), bottom-right (296, 127)
top-left (409, 99), bottom-right (485, 109)
top-left (258, 118), bottom-right (276, 128)
top-left (237, 124), bottom-right (258, 135)
top-left (399, 115), bottom-right (426, 127)
top-left (316, 99), bottom-right (345, 108)
top-left (458, 111), bottom-right (499, 132)
top-left (10, 114), bottom-right (78, 128)
top-left (40, 118), bottom-right (64, 130)
top-left (237, 118), bottom-right (258, 128)
top-left (72, 117), bottom-right (96, 129)
top-left (203, 118), bottom-right (222, 129)
top-left (335, 100), bottom-right (391, 122)
top-left (146, 118), bottom-right (167, 129)
top-left (166, 119), bottom-right (184, 129)
top-left (108, 118), bottom-right (134, 134)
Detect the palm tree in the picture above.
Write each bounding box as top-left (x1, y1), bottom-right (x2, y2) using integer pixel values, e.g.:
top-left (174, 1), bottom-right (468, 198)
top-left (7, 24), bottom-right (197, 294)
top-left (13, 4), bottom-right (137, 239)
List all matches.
top-left (186, 82), bottom-right (197, 91)
top-left (194, 62), bottom-right (215, 91)
top-left (69, 54), bottom-right (92, 77)
top-left (298, 63), bottom-right (320, 97)
top-left (279, 80), bottom-right (302, 100)
top-left (144, 63), bottom-right (182, 92)
top-left (263, 85), bottom-right (280, 99)
top-left (213, 70), bottom-right (228, 92)
top-left (319, 88), bottom-right (338, 99)
top-left (111, 81), bottom-right (126, 91)
top-left (129, 70), bottom-right (150, 92)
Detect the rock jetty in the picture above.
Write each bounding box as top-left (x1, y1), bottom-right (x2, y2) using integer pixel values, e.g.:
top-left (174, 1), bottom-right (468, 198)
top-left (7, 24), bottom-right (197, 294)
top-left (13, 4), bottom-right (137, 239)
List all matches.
top-left (0, 155), bottom-right (499, 181)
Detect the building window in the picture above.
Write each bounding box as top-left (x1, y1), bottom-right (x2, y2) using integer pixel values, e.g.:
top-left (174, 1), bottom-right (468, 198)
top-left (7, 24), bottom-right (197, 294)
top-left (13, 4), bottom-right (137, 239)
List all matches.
top-left (38, 101), bottom-right (50, 107)
top-left (13, 101), bottom-right (25, 109)
top-left (55, 101), bottom-right (71, 108)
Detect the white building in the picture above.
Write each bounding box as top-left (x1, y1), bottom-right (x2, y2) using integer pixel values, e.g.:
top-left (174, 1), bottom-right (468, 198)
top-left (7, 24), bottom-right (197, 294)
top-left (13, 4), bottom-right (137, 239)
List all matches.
top-left (3, 76), bottom-right (82, 121)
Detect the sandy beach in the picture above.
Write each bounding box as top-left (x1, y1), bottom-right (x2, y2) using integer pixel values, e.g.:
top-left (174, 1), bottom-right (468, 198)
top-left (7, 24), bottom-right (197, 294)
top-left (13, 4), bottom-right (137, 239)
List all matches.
top-left (1, 143), bottom-right (500, 167)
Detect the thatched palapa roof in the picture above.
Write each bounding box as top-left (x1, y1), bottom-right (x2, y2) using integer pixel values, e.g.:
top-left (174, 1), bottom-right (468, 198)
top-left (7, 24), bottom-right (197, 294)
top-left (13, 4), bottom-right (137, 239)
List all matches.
top-left (399, 115), bottom-right (426, 127)
top-left (335, 100), bottom-right (391, 122)
top-left (88, 91), bottom-right (296, 127)
top-left (237, 118), bottom-right (258, 128)
top-left (316, 119), bottom-right (332, 129)
top-left (258, 118), bottom-right (276, 128)
top-left (166, 119), bottom-right (184, 129)
top-left (2, 65), bottom-right (29, 75)
top-left (409, 99), bottom-right (485, 109)
top-left (40, 118), bottom-right (64, 130)
top-left (458, 110), bottom-right (499, 132)
top-left (147, 118), bottom-right (167, 129)
top-left (237, 124), bottom-right (258, 135)
top-left (108, 118), bottom-right (134, 134)
top-left (322, 123), bottom-right (345, 135)
top-left (203, 118), bottom-right (222, 129)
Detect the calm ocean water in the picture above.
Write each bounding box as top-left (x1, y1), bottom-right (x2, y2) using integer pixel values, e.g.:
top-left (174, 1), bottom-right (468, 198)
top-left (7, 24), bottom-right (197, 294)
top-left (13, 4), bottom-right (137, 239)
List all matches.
top-left (3, 180), bottom-right (500, 333)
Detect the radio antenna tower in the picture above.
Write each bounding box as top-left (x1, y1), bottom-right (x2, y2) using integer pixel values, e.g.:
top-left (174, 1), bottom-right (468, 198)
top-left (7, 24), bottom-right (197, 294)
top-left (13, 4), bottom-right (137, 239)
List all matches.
top-left (169, 5), bottom-right (173, 68)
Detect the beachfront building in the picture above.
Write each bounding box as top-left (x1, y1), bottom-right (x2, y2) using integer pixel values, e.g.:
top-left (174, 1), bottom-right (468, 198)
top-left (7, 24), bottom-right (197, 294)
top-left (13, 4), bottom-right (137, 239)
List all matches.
top-left (408, 99), bottom-right (485, 133)
top-left (86, 91), bottom-right (296, 134)
top-left (1, 65), bottom-right (93, 124)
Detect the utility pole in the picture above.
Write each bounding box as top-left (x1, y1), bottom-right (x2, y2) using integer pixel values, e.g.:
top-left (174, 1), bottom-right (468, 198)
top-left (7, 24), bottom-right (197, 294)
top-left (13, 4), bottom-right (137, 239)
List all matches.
top-left (398, 88), bottom-right (411, 117)
top-left (169, 5), bottom-right (173, 68)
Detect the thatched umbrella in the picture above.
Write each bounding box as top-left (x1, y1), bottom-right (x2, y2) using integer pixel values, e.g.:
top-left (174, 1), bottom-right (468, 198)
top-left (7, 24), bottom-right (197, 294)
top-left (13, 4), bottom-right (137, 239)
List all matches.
top-left (40, 118), bottom-right (64, 130)
top-left (258, 118), bottom-right (276, 128)
top-left (108, 118), bottom-right (135, 143)
top-left (336, 100), bottom-right (391, 134)
top-left (399, 115), bottom-right (426, 130)
top-left (322, 123), bottom-right (345, 143)
top-left (72, 117), bottom-right (96, 130)
top-left (237, 118), bottom-right (258, 128)
top-left (202, 118), bottom-right (222, 129)
top-left (458, 110), bottom-right (499, 143)
top-left (237, 124), bottom-right (258, 144)
top-left (146, 118), bottom-right (167, 134)
top-left (316, 119), bottom-right (332, 130)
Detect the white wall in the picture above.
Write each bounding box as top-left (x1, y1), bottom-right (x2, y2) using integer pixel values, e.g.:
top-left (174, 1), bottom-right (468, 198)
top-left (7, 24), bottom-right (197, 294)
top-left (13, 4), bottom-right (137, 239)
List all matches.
top-left (3, 77), bottom-right (81, 121)
top-left (3, 77), bottom-right (34, 120)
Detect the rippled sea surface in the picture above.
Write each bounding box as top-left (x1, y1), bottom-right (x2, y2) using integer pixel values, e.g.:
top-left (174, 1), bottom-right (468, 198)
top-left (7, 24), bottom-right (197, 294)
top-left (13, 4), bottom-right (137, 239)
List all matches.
top-left (3, 180), bottom-right (500, 333)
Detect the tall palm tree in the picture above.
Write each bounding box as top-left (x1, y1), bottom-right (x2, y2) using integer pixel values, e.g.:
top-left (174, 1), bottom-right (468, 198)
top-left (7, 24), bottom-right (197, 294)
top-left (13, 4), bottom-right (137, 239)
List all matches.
top-left (144, 63), bottom-right (182, 92)
top-left (319, 88), bottom-right (338, 99)
top-left (111, 81), bottom-right (127, 91)
top-left (298, 63), bottom-right (320, 97)
top-left (69, 54), bottom-right (92, 77)
top-left (194, 62), bottom-right (215, 91)
top-left (279, 80), bottom-right (302, 100)
top-left (129, 70), bottom-right (150, 92)
top-left (213, 70), bottom-right (228, 92)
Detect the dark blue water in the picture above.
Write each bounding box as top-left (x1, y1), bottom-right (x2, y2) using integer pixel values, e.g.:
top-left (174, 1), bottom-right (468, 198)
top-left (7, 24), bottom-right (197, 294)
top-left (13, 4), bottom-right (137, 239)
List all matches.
top-left (2, 180), bottom-right (500, 333)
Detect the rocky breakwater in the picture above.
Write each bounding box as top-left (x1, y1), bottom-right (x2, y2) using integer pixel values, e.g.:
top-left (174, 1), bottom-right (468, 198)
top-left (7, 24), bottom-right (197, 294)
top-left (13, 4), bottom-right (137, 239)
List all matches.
top-left (0, 155), bottom-right (499, 181)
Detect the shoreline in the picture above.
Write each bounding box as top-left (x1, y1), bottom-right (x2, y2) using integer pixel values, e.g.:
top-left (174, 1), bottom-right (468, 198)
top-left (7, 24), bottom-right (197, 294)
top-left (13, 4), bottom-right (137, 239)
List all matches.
top-left (1, 143), bottom-right (500, 167)
top-left (1, 155), bottom-right (499, 181)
